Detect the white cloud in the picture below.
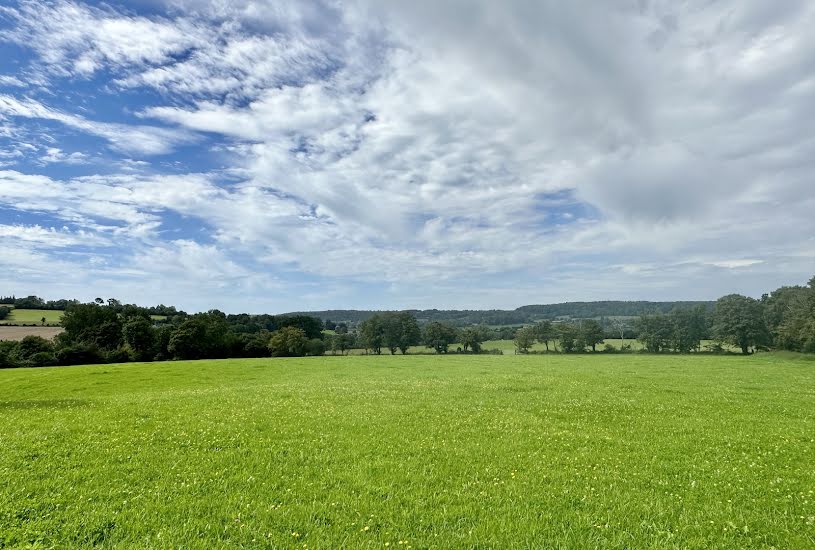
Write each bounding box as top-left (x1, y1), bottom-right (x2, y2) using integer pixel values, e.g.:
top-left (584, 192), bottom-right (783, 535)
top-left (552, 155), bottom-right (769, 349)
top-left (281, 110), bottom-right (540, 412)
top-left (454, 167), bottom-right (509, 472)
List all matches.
top-left (0, 1), bottom-right (814, 310)
top-left (0, 95), bottom-right (195, 155)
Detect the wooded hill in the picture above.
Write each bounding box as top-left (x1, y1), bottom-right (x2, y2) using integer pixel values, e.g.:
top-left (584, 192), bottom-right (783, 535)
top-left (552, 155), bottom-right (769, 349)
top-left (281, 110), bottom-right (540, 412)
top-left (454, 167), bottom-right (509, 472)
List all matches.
top-left (288, 301), bottom-right (716, 327)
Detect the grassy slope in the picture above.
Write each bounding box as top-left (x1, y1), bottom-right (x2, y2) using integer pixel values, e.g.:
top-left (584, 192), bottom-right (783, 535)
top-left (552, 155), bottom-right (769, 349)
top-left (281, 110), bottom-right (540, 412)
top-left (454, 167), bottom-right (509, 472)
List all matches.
top-left (0, 308), bottom-right (64, 326)
top-left (0, 355), bottom-right (813, 548)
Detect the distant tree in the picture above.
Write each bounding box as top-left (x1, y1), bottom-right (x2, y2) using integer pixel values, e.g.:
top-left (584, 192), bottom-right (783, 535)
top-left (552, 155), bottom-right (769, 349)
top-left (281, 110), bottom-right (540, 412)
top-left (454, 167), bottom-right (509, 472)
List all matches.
top-left (305, 338), bottom-right (326, 356)
top-left (240, 332), bottom-right (272, 358)
top-left (277, 315), bottom-right (323, 340)
top-left (358, 315), bottom-right (385, 354)
top-left (268, 326), bottom-right (308, 357)
top-left (41, 316), bottom-right (46, 326)
top-left (391, 312), bottom-right (421, 354)
top-left (461, 325), bottom-right (488, 353)
top-left (122, 317), bottom-right (156, 361)
top-left (557, 323), bottom-right (581, 352)
top-left (335, 322), bottom-right (349, 335)
top-left (0, 306), bottom-right (10, 321)
top-left (532, 320), bottom-right (556, 351)
top-left (578, 319), bottom-right (604, 352)
top-left (61, 303), bottom-right (122, 351)
top-left (514, 326), bottom-right (536, 354)
top-left (712, 294), bottom-right (769, 354)
top-left (95, 298), bottom-right (104, 305)
top-left (324, 319), bottom-right (337, 331)
top-left (670, 306), bottom-right (707, 353)
top-left (167, 311), bottom-right (231, 360)
top-left (636, 314), bottom-right (674, 353)
top-left (423, 322), bottom-right (458, 354)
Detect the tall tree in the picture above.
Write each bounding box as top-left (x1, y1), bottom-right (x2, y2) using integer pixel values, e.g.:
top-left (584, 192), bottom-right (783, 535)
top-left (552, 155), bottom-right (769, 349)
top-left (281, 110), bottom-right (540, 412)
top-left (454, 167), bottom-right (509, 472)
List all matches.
top-left (514, 326), bottom-right (536, 354)
top-left (423, 322), bottom-right (458, 354)
top-left (578, 319), bottom-right (605, 352)
top-left (532, 320), bottom-right (556, 351)
top-left (358, 315), bottom-right (385, 355)
top-left (712, 294), bottom-right (769, 354)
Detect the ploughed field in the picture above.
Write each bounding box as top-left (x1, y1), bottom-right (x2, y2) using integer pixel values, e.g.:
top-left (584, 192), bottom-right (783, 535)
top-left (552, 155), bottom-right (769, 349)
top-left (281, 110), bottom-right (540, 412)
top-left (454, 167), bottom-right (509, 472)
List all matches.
top-left (0, 355), bottom-right (813, 548)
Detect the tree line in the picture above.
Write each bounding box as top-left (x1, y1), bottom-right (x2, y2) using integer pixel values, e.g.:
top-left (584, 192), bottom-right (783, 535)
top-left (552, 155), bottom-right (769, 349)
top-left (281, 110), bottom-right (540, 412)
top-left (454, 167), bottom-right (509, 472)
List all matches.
top-left (1, 274), bottom-right (813, 368)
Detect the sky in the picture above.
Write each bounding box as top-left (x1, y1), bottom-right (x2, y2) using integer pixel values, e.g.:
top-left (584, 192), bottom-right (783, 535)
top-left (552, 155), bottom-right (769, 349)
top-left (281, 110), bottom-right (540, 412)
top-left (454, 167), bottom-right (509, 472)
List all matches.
top-left (0, 0), bottom-right (813, 313)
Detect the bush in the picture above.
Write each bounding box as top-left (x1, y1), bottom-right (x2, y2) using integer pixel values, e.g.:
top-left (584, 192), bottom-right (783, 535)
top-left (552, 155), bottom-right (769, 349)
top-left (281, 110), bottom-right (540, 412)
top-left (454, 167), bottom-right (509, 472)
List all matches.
top-left (55, 344), bottom-right (104, 366)
top-left (26, 351), bottom-right (56, 368)
top-left (603, 343), bottom-right (618, 353)
top-left (305, 338), bottom-right (326, 356)
top-left (105, 347), bottom-right (131, 364)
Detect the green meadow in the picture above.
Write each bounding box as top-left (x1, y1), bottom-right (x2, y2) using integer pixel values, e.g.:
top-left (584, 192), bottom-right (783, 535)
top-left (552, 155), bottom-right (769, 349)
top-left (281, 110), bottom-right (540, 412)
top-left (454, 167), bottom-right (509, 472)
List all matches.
top-left (1, 354), bottom-right (813, 548)
top-left (0, 308), bottom-right (63, 326)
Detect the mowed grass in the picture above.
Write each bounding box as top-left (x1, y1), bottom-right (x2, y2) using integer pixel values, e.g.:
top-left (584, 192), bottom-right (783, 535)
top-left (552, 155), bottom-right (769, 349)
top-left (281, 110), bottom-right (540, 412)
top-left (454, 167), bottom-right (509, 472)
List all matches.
top-left (0, 308), bottom-right (63, 326)
top-left (1, 355), bottom-right (813, 548)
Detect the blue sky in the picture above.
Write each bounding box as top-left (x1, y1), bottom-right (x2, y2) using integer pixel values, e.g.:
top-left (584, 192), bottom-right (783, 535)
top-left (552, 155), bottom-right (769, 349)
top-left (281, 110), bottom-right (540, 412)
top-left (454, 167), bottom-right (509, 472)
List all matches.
top-left (1, 0), bottom-right (814, 313)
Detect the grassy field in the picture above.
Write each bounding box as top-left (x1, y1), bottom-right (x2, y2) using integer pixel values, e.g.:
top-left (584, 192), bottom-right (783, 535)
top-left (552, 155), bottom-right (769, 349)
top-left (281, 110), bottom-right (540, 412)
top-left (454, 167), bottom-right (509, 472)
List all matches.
top-left (0, 354), bottom-right (813, 548)
top-left (0, 308), bottom-right (63, 326)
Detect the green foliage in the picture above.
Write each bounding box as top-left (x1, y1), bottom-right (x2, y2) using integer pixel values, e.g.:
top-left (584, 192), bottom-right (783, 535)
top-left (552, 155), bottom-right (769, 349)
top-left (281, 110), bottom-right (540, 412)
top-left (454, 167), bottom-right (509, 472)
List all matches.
top-left (460, 325), bottom-right (488, 353)
top-left (531, 320), bottom-right (556, 350)
top-left (577, 319), bottom-right (604, 352)
top-left (712, 294), bottom-right (770, 354)
top-left (122, 317), bottom-right (156, 361)
top-left (14, 335), bottom-right (54, 362)
top-left (422, 321), bottom-right (459, 354)
top-left (305, 338), bottom-right (326, 356)
top-left (167, 311), bottom-right (231, 360)
top-left (557, 323), bottom-right (580, 352)
top-left (358, 315), bottom-right (385, 355)
top-left (268, 326), bottom-right (308, 357)
top-left (513, 326), bottom-right (536, 354)
top-left (0, 355), bottom-right (812, 547)
top-left (0, 306), bottom-right (10, 321)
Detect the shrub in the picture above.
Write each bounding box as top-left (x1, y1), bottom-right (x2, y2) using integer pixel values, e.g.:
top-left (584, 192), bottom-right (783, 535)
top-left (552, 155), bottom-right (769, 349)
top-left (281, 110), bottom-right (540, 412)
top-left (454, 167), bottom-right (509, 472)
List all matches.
top-left (305, 338), bottom-right (326, 356)
top-left (26, 351), bottom-right (57, 368)
top-left (55, 345), bottom-right (104, 366)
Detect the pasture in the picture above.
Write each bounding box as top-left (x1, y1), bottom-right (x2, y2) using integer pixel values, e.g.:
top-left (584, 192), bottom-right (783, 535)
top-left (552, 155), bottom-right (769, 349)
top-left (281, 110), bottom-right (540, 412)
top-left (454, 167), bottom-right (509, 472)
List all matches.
top-left (0, 308), bottom-right (63, 326)
top-left (0, 326), bottom-right (64, 342)
top-left (0, 354), bottom-right (813, 548)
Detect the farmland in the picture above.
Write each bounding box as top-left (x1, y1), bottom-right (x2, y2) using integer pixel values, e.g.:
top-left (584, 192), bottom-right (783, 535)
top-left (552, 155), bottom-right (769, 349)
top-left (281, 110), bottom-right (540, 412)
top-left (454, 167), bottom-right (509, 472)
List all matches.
top-left (0, 308), bottom-right (63, 326)
top-left (1, 354), bottom-right (813, 548)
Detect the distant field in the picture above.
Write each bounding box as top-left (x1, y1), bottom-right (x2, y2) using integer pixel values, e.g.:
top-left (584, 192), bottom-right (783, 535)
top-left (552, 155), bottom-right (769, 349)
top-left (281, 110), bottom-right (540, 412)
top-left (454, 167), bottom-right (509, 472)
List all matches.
top-left (0, 326), bottom-right (64, 341)
top-left (0, 308), bottom-right (63, 326)
top-left (341, 338), bottom-right (729, 355)
top-left (0, 354), bottom-right (813, 548)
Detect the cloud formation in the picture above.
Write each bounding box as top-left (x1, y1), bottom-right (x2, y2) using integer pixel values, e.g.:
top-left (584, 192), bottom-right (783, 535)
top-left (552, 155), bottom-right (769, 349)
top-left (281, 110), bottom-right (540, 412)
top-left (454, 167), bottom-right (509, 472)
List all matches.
top-left (0, 0), bottom-right (813, 311)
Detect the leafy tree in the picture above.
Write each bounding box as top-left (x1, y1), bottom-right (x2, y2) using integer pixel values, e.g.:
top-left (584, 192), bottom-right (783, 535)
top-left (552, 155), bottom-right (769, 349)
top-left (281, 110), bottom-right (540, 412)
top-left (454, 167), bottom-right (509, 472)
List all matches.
top-left (532, 320), bottom-right (556, 351)
top-left (14, 335), bottom-right (54, 362)
top-left (167, 311), bottom-right (231, 360)
top-left (712, 294), bottom-right (769, 354)
top-left (240, 332), bottom-right (272, 358)
top-left (636, 314), bottom-right (674, 353)
top-left (268, 326), bottom-right (308, 357)
top-left (122, 317), bottom-right (156, 361)
top-left (670, 306), bottom-right (707, 353)
top-left (514, 326), bottom-right (536, 354)
top-left (389, 312), bottom-right (421, 354)
top-left (461, 325), bottom-right (488, 353)
top-left (61, 303), bottom-right (122, 351)
top-left (423, 322), bottom-right (458, 354)
top-left (578, 319), bottom-right (604, 352)
top-left (358, 315), bottom-right (385, 354)
top-left (277, 315), bottom-right (323, 340)
top-left (0, 306), bottom-right (10, 320)
top-left (305, 338), bottom-right (326, 356)
top-left (557, 323), bottom-right (580, 352)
